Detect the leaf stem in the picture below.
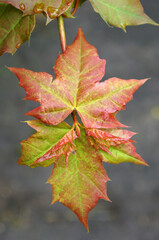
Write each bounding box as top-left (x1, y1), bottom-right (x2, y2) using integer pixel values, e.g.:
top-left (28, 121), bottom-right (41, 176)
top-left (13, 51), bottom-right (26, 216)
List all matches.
top-left (72, 110), bottom-right (78, 125)
top-left (57, 16), bottom-right (66, 53)
top-left (72, 110), bottom-right (81, 136)
top-left (72, 0), bottom-right (79, 16)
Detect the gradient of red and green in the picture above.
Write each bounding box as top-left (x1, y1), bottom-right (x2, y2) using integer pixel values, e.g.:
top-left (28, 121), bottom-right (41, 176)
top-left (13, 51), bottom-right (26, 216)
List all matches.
top-left (9, 28), bottom-right (148, 230)
top-left (9, 28), bottom-right (147, 128)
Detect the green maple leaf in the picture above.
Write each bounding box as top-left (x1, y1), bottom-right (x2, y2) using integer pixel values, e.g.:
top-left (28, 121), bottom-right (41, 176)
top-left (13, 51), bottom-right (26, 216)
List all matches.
top-left (0, 3), bottom-right (35, 55)
top-left (89, 0), bottom-right (158, 30)
top-left (9, 28), bottom-right (148, 229)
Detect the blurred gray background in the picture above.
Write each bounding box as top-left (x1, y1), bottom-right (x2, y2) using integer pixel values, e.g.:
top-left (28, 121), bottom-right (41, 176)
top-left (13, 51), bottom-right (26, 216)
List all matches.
top-left (0, 1), bottom-right (159, 239)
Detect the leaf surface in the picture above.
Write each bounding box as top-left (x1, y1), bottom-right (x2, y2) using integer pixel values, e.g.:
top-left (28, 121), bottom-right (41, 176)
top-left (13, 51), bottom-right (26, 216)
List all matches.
top-left (1, 0), bottom-right (73, 22)
top-left (0, 3), bottom-right (35, 55)
top-left (18, 120), bottom-right (77, 167)
top-left (77, 77), bottom-right (147, 128)
top-left (86, 128), bottom-right (135, 147)
top-left (8, 67), bottom-right (74, 125)
top-left (89, 128), bottom-right (147, 165)
top-left (9, 28), bottom-right (147, 128)
top-left (89, 0), bottom-right (158, 30)
top-left (99, 142), bottom-right (148, 165)
top-left (48, 129), bottom-right (110, 230)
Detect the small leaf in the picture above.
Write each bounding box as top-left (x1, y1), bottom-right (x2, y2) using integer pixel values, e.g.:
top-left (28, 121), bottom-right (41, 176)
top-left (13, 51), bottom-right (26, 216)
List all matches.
top-left (1, 0), bottom-right (73, 23)
top-left (48, 129), bottom-right (110, 230)
top-left (86, 128), bottom-right (135, 147)
top-left (18, 120), bottom-right (77, 167)
top-left (0, 3), bottom-right (35, 55)
top-left (99, 142), bottom-right (148, 165)
top-left (86, 128), bottom-right (147, 165)
top-left (89, 0), bottom-right (158, 30)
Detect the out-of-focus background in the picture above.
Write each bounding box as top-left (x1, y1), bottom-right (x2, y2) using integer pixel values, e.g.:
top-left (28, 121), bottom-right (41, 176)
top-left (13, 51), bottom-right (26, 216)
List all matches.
top-left (0, 1), bottom-right (159, 239)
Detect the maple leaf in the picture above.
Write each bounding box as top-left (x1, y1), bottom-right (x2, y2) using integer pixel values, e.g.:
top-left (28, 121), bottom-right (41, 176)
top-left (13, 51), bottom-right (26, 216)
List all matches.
top-left (0, 3), bottom-right (35, 55)
top-left (89, 0), bottom-right (158, 30)
top-left (18, 120), bottom-right (77, 167)
top-left (99, 142), bottom-right (148, 165)
top-left (0, 0), bottom-right (73, 23)
top-left (85, 128), bottom-right (135, 150)
top-left (48, 128), bottom-right (110, 230)
top-left (9, 28), bottom-right (148, 229)
top-left (9, 28), bottom-right (147, 129)
top-left (86, 128), bottom-right (148, 165)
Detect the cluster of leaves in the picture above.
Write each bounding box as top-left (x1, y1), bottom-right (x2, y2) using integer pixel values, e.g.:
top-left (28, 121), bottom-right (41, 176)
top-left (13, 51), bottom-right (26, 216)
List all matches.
top-left (0, 0), bottom-right (158, 55)
top-left (1, 0), bottom-right (158, 231)
top-left (9, 29), bottom-right (148, 229)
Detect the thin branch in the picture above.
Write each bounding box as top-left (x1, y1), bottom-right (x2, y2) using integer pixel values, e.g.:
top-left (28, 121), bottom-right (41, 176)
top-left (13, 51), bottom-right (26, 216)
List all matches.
top-left (57, 16), bottom-right (66, 52)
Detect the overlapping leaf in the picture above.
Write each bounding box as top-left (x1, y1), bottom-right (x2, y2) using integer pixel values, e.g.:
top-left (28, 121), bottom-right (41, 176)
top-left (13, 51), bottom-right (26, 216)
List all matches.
top-left (86, 128), bottom-right (135, 149)
top-left (86, 128), bottom-right (147, 165)
top-left (99, 142), bottom-right (148, 165)
top-left (18, 120), bottom-right (77, 167)
top-left (89, 0), bottom-right (158, 30)
top-left (48, 128), bottom-right (110, 230)
top-left (0, 3), bottom-right (35, 55)
top-left (1, 0), bottom-right (73, 22)
top-left (10, 28), bottom-right (148, 229)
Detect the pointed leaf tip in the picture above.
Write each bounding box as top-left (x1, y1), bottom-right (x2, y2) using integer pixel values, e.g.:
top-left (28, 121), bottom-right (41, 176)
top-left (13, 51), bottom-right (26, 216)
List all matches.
top-left (99, 141), bottom-right (148, 166)
top-left (76, 27), bottom-right (85, 38)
